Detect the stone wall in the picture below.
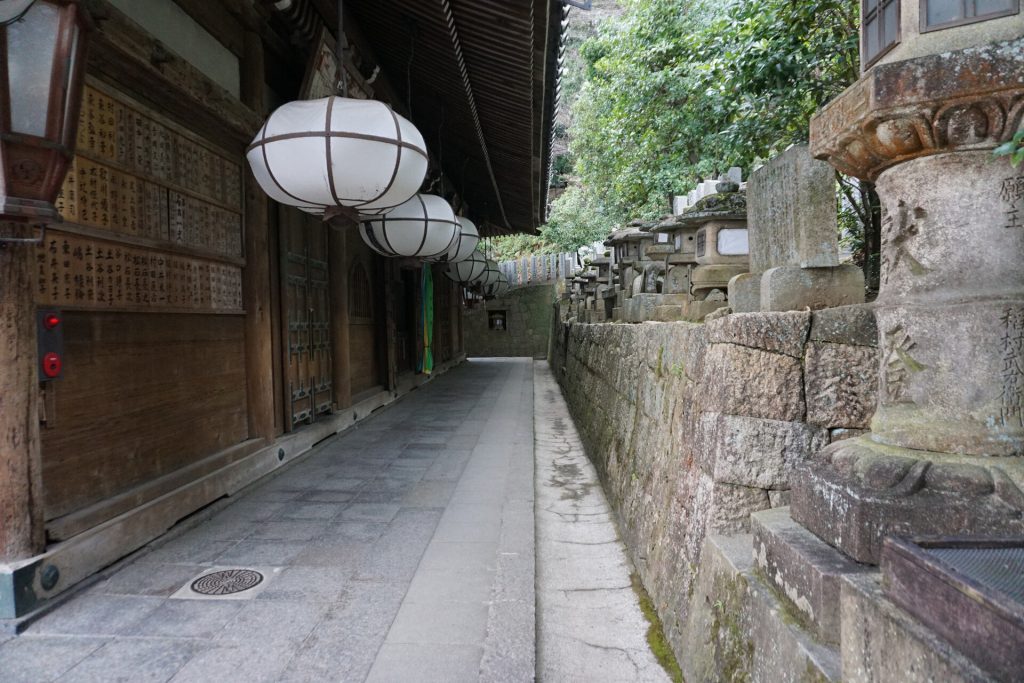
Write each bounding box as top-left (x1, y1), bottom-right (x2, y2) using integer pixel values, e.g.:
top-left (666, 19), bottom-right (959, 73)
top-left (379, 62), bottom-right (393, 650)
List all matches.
top-left (466, 284), bottom-right (555, 359)
top-left (549, 305), bottom-right (878, 672)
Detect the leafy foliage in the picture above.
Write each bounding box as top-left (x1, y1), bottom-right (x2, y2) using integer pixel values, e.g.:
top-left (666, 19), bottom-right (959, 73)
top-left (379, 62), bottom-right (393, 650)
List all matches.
top-left (539, 0), bottom-right (861, 250)
top-left (995, 129), bottom-right (1024, 167)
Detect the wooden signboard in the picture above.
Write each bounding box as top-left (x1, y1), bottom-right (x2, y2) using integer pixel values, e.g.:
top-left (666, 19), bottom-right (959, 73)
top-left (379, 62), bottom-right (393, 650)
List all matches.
top-left (46, 80), bottom-right (245, 314)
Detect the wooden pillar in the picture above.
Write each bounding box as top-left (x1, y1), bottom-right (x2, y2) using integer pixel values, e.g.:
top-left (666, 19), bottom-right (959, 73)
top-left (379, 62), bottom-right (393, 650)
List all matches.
top-left (329, 221), bottom-right (352, 408)
top-left (0, 233), bottom-right (45, 561)
top-left (450, 279), bottom-right (460, 358)
top-left (241, 30), bottom-right (275, 442)
top-left (383, 259), bottom-right (398, 390)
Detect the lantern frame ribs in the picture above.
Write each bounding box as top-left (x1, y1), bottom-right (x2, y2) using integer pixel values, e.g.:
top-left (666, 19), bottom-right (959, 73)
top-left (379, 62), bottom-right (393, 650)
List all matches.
top-left (0, 0), bottom-right (90, 224)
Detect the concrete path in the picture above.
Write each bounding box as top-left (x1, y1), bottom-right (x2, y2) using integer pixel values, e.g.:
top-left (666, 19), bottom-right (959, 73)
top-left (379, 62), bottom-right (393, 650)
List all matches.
top-left (0, 358), bottom-right (666, 682)
top-left (534, 362), bottom-right (671, 682)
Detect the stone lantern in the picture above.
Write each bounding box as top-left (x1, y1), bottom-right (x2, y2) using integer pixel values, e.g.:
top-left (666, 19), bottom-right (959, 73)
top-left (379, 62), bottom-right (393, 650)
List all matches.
top-left (792, 19), bottom-right (1024, 563)
top-left (674, 183), bottom-right (749, 322)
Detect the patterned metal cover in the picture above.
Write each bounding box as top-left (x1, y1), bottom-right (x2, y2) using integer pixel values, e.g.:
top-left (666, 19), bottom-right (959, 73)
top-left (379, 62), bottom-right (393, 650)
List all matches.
top-left (926, 546), bottom-right (1024, 605)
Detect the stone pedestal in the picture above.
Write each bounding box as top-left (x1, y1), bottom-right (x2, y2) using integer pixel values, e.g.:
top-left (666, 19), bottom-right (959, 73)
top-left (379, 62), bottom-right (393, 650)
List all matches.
top-left (761, 264), bottom-right (865, 312)
top-left (727, 272), bottom-right (760, 313)
top-left (792, 37), bottom-right (1024, 564)
top-left (741, 144), bottom-right (866, 312)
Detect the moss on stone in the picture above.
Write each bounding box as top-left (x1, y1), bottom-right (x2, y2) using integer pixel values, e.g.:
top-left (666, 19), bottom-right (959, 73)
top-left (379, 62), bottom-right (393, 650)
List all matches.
top-left (708, 569), bottom-right (753, 683)
top-left (631, 572), bottom-right (685, 683)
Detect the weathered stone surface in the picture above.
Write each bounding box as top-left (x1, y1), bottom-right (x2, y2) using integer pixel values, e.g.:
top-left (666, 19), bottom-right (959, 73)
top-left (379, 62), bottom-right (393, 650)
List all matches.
top-left (753, 507), bottom-right (871, 646)
top-left (872, 300), bottom-right (1024, 457)
top-left (805, 341), bottom-right (878, 429)
top-left (810, 305), bottom-right (877, 347)
top-left (695, 413), bottom-right (827, 489)
top-left (747, 571), bottom-right (842, 683)
top-left (695, 474), bottom-right (771, 534)
top-left (706, 310), bottom-right (811, 358)
top-left (830, 428), bottom-right (868, 443)
top-left (680, 535), bottom-right (755, 683)
top-left (680, 535), bottom-right (841, 683)
top-left (727, 272), bottom-right (760, 313)
top-left (664, 266), bottom-right (691, 295)
top-left (761, 264), bottom-right (866, 312)
top-left (682, 299), bottom-right (729, 323)
top-left (651, 305), bottom-right (683, 322)
top-left (624, 293), bottom-right (659, 323)
top-left (465, 284), bottom-right (555, 359)
top-left (791, 437), bottom-right (1024, 564)
top-left (840, 573), bottom-right (993, 683)
top-left (701, 343), bottom-right (805, 421)
top-left (748, 144), bottom-right (840, 271)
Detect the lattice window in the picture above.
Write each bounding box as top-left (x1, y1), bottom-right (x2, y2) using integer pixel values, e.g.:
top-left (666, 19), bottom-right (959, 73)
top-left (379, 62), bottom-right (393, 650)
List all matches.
top-left (921, 0), bottom-right (1018, 31)
top-left (349, 262), bottom-right (373, 319)
top-left (863, 0), bottom-right (900, 67)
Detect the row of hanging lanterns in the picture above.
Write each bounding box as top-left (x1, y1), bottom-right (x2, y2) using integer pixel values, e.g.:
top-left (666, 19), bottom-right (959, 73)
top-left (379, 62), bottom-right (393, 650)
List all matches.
top-left (246, 0), bottom-right (482, 270)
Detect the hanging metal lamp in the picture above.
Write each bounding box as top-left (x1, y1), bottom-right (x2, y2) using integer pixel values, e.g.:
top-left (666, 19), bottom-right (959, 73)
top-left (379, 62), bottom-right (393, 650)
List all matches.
top-left (359, 193), bottom-right (460, 259)
top-left (0, 0), bottom-right (90, 223)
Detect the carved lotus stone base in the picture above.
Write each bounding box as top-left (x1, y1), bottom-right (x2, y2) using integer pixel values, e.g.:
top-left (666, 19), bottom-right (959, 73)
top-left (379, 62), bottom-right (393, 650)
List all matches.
top-left (791, 436), bottom-right (1024, 564)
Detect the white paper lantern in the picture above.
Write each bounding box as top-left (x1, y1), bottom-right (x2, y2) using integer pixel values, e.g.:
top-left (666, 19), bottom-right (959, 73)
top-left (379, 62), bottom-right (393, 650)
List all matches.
top-left (484, 273), bottom-right (509, 298)
top-left (439, 216), bottom-right (480, 263)
top-left (247, 97), bottom-right (428, 214)
top-left (476, 259), bottom-right (501, 287)
top-left (445, 248), bottom-right (487, 283)
top-left (359, 194), bottom-right (460, 259)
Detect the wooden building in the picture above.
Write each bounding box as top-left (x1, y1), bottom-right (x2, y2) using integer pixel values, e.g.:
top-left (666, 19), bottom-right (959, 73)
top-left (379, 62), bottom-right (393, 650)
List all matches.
top-left (0, 0), bottom-right (564, 619)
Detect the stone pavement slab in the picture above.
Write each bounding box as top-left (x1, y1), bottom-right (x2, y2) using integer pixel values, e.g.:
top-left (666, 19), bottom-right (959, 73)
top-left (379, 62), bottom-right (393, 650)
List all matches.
top-left (534, 361), bottom-right (672, 683)
top-left (0, 358), bottom-right (666, 681)
top-left (0, 359), bottom-right (537, 682)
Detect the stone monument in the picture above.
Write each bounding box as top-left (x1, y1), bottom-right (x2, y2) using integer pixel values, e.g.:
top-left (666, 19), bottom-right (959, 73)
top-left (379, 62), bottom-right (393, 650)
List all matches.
top-left (730, 144), bottom-right (865, 313)
top-left (791, 34), bottom-right (1024, 563)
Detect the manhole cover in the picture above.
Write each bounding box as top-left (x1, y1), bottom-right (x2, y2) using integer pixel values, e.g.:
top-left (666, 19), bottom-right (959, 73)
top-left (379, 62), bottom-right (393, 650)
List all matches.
top-left (190, 569), bottom-right (264, 596)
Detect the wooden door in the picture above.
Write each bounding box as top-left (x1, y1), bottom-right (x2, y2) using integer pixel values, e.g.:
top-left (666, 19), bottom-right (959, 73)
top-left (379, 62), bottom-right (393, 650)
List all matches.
top-left (280, 209), bottom-right (333, 429)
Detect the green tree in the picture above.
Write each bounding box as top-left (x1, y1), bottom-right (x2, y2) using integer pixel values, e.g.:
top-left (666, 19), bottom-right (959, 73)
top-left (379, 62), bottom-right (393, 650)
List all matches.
top-left (544, 0), bottom-right (879, 292)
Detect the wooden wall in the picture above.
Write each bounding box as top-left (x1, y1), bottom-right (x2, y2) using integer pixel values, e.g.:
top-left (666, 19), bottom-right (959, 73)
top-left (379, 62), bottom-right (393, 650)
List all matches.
top-left (38, 76), bottom-right (251, 536)
top-left (347, 237), bottom-right (385, 397)
top-left (41, 313), bottom-right (248, 524)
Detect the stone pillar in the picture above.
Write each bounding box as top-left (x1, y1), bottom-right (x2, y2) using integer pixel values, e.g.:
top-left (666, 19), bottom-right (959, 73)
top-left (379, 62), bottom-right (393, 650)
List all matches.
top-left (0, 230), bottom-right (45, 561)
top-left (791, 38), bottom-right (1024, 563)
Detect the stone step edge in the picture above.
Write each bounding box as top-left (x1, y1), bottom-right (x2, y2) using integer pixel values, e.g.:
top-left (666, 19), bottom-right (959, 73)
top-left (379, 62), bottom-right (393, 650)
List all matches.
top-left (751, 506), bottom-right (873, 646)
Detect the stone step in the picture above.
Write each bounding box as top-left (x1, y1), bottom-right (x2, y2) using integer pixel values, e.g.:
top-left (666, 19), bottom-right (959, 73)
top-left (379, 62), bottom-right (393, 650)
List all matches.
top-left (682, 534), bottom-right (842, 683)
top-left (752, 506), bottom-right (872, 646)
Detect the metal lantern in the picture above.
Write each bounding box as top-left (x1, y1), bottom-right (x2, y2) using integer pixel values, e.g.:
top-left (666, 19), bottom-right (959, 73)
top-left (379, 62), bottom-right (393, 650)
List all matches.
top-left (247, 97), bottom-right (428, 215)
top-left (359, 193), bottom-right (460, 259)
top-left (0, 0), bottom-right (90, 222)
top-left (437, 216), bottom-right (480, 263)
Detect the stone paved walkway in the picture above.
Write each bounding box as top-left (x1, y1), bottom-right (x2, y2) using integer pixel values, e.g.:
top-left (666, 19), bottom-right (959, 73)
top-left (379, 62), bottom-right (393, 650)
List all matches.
top-left (535, 363), bottom-right (670, 682)
top-left (0, 358), bottom-right (667, 682)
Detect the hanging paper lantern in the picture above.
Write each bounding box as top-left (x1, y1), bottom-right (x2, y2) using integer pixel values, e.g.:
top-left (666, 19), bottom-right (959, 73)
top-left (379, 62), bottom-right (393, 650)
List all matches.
top-left (445, 248), bottom-right (487, 283)
top-left (247, 97), bottom-right (428, 215)
top-left (442, 217), bottom-right (481, 263)
top-left (484, 273), bottom-right (509, 299)
top-left (476, 259), bottom-right (501, 287)
top-left (359, 194), bottom-right (460, 259)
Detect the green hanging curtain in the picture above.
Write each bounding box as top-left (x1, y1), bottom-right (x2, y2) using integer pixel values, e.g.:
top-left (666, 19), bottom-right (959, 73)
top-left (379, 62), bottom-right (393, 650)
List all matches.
top-left (419, 266), bottom-right (434, 374)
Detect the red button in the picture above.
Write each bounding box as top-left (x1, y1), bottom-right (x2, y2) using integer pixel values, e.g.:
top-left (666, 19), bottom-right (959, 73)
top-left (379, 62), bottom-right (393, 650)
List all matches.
top-left (44, 314), bottom-right (61, 329)
top-left (42, 352), bottom-right (62, 378)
